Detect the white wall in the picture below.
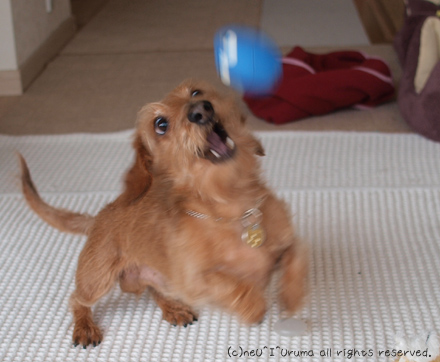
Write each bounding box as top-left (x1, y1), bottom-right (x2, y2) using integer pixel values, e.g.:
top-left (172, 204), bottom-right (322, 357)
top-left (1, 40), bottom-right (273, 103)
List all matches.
top-left (0, 0), bottom-right (18, 71)
top-left (0, 0), bottom-right (71, 71)
top-left (0, 0), bottom-right (73, 94)
top-left (11, 0), bottom-right (72, 66)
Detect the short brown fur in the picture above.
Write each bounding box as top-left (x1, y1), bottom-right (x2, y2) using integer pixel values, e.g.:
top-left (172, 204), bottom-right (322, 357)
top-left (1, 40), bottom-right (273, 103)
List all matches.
top-left (20, 80), bottom-right (308, 347)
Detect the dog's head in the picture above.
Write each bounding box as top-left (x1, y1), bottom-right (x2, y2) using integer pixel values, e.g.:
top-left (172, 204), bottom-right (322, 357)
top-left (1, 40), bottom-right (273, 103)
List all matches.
top-left (134, 80), bottom-right (264, 194)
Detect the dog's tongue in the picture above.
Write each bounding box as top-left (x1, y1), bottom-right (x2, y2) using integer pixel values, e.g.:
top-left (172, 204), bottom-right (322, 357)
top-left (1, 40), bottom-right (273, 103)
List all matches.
top-left (207, 131), bottom-right (229, 156)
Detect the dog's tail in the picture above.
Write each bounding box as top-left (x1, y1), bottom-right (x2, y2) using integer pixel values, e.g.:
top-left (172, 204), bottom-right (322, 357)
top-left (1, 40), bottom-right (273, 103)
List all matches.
top-left (18, 154), bottom-right (94, 235)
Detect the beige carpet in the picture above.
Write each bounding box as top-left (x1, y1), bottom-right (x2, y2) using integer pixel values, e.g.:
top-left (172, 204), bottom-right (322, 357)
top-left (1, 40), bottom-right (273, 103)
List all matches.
top-left (0, 52), bottom-right (226, 134)
top-left (63, 0), bottom-right (261, 54)
top-left (261, 0), bottom-right (369, 47)
top-left (0, 0), bottom-right (411, 135)
top-left (0, 43), bottom-right (409, 135)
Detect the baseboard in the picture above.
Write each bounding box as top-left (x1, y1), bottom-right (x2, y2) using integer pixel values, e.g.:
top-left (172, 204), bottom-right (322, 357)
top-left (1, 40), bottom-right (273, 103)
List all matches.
top-left (0, 16), bottom-right (76, 96)
top-left (0, 70), bottom-right (22, 96)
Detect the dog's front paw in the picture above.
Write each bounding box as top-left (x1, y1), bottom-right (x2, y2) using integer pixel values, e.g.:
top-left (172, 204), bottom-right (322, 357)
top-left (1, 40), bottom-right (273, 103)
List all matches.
top-left (279, 244), bottom-right (308, 314)
top-left (73, 322), bottom-right (103, 348)
top-left (162, 301), bottom-right (198, 327)
top-left (150, 289), bottom-right (198, 327)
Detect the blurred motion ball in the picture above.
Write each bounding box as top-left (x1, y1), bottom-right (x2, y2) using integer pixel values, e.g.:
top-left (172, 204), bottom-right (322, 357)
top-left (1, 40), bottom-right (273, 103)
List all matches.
top-left (214, 25), bottom-right (282, 95)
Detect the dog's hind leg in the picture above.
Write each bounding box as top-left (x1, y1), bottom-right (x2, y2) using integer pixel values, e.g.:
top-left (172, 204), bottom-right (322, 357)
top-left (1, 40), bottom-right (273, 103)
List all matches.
top-left (71, 302), bottom-right (103, 348)
top-left (70, 236), bottom-right (125, 347)
top-left (149, 288), bottom-right (198, 327)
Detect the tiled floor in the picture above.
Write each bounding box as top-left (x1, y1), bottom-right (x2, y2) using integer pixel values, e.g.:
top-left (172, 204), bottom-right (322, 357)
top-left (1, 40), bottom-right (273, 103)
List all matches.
top-left (0, 0), bottom-right (410, 135)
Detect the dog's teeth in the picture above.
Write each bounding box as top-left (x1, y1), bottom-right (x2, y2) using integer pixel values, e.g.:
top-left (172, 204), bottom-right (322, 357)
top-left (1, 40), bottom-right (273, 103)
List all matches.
top-left (226, 137), bottom-right (235, 149)
top-left (210, 149), bottom-right (221, 158)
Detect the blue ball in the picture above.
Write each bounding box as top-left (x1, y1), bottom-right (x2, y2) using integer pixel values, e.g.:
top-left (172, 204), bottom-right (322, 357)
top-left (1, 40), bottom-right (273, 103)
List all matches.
top-left (214, 25), bottom-right (282, 95)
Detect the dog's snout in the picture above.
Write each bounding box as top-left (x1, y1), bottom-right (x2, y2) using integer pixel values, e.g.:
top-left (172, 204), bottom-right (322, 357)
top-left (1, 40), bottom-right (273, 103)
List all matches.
top-left (187, 101), bottom-right (214, 125)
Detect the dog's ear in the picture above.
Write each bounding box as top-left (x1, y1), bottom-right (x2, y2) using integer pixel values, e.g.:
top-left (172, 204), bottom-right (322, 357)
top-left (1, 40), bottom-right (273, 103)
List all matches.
top-left (119, 134), bottom-right (153, 204)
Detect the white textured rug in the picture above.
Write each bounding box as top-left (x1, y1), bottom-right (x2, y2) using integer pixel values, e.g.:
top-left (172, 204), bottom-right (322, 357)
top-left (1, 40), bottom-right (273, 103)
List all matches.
top-left (1, 130), bottom-right (440, 362)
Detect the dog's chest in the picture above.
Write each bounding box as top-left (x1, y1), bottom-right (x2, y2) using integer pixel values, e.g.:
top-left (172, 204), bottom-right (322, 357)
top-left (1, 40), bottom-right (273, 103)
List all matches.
top-left (196, 220), bottom-right (273, 278)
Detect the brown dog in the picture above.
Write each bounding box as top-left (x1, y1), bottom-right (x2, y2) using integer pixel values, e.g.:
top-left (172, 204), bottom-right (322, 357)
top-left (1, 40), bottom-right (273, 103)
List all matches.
top-left (19, 80), bottom-right (308, 347)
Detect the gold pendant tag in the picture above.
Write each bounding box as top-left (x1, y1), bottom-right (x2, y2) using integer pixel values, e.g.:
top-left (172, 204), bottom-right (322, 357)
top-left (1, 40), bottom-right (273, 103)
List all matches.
top-left (241, 208), bottom-right (265, 248)
top-left (242, 223), bottom-right (266, 248)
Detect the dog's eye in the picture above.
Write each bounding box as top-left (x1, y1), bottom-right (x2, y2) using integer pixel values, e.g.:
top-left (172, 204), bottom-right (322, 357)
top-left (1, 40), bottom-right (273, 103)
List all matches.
top-left (154, 117), bottom-right (169, 135)
top-left (191, 89), bottom-right (203, 97)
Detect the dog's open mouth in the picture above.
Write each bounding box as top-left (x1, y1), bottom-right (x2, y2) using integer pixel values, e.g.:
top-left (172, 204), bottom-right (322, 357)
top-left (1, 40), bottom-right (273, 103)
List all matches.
top-left (204, 121), bottom-right (236, 163)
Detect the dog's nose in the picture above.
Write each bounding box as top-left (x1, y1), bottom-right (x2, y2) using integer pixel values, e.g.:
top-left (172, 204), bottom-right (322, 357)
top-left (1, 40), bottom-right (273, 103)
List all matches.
top-left (187, 101), bottom-right (214, 125)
